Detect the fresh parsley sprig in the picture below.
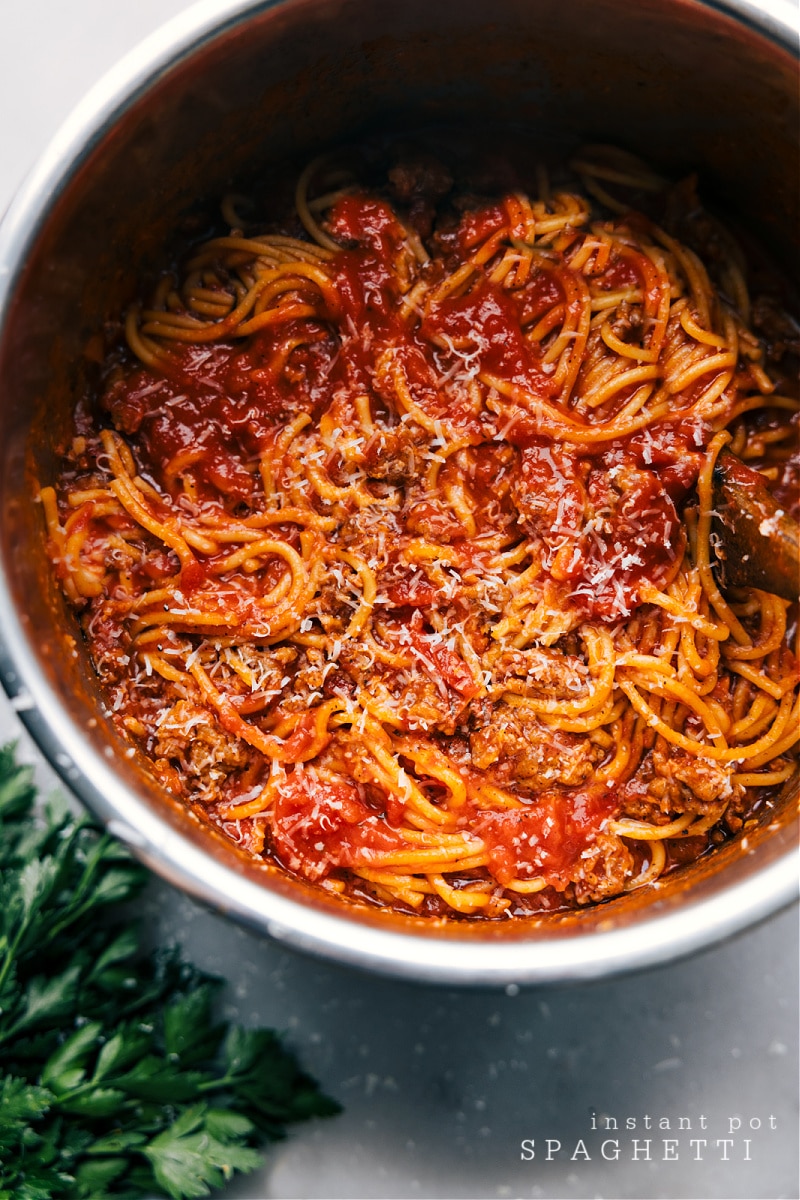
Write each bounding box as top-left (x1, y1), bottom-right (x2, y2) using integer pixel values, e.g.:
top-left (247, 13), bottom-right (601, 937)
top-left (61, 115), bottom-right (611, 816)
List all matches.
top-left (0, 743), bottom-right (339, 1199)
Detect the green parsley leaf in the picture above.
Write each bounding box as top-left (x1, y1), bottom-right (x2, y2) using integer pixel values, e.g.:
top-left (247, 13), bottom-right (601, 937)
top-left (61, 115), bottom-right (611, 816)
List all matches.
top-left (0, 743), bottom-right (340, 1198)
top-left (143, 1104), bottom-right (264, 1199)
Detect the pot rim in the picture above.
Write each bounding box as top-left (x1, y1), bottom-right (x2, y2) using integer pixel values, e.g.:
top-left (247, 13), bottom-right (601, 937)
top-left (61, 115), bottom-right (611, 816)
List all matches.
top-left (0, 0), bottom-right (797, 986)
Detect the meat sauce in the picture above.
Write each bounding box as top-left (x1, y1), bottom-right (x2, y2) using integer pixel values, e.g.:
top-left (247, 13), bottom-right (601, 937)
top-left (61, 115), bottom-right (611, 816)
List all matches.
top-left (268, 771), bottom-right (618, 893)
top-left (105, 193), bottom-right (698, 623)
top-left (60, 157), bottom-right (797, 920)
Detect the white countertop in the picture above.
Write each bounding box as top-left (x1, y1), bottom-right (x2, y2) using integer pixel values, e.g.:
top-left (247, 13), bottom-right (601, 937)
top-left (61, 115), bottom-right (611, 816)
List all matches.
top-left (1, 4), bottom-right (798, 1197)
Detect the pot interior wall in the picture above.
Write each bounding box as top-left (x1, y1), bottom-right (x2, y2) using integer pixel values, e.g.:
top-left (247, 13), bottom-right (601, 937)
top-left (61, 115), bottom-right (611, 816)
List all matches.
top-left (0, 0), bottom-right (797, 943)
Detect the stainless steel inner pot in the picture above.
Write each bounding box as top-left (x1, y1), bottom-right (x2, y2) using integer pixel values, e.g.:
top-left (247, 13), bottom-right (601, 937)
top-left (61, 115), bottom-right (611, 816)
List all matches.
top-left (0, 0), bottom-right (797, 985)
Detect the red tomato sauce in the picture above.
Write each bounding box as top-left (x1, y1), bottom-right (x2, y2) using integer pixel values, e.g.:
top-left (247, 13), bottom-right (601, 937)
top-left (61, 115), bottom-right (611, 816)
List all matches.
top-left (471, 786), bottom-right (619, 887)
top-left (268, 772), bottom-right (407, 882)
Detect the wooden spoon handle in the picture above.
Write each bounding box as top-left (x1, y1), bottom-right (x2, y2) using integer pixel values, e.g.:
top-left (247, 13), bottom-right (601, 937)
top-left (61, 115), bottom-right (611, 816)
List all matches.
top-left (712, 449), bottom-right (799, 600)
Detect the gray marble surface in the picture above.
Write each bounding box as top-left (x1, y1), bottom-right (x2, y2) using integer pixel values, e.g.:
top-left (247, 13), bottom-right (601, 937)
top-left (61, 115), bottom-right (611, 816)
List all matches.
top-left (1, 4), bottom-right (799, 1198)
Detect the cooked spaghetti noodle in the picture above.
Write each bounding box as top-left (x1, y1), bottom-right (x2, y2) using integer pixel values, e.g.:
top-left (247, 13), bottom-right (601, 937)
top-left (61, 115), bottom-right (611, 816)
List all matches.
top-left (43, 145), bottom-right (800, 917)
